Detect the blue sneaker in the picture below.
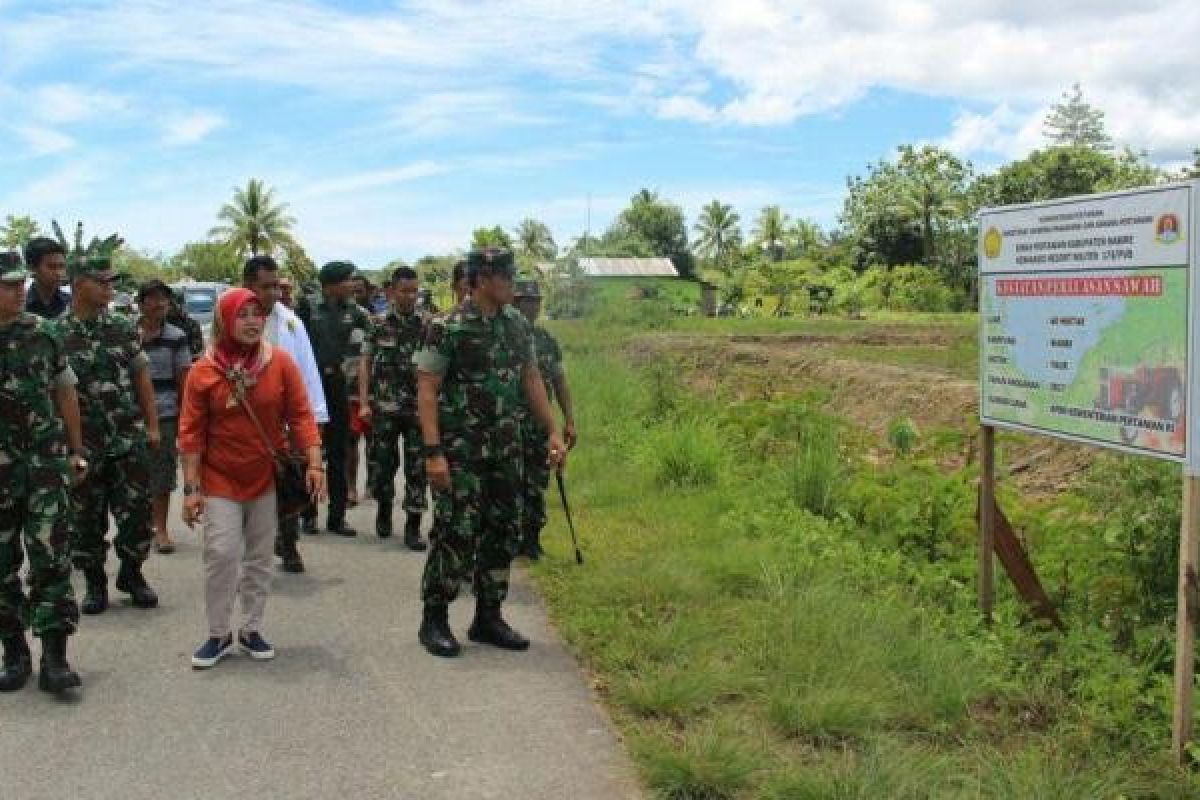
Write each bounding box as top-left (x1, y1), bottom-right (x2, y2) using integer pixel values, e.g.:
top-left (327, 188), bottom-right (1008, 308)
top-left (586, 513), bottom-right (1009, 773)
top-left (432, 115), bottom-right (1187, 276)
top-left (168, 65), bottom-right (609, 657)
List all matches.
top-left (238, 631), bottom-right (275, 661)
top-left (192, 635), bottom-right (233, 669)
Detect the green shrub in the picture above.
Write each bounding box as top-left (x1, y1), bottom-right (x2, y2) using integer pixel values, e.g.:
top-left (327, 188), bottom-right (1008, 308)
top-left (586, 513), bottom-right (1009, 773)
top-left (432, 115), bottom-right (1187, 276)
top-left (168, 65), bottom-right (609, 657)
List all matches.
top-left (887, 416), bottom-right (918, 456)
top-left (645, 419), bottom-right (724, 489)
top-left (787, 422), bottom-right (842, 517)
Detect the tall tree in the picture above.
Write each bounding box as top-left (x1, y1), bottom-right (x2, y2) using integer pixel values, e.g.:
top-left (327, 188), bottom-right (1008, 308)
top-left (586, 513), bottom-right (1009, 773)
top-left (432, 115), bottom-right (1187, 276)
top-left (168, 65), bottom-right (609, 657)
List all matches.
top-left (606, 189), bottom-right (692, 277)
top-left (1043, 83), bottom-right (1113, 151)
top-left (209, 178), bottom-right (296, 257)
top-left (889, 145), bottom-right (970, 268)
top-left (787, 218), bottom-right (827, 260)
top-left (471, 225), bottom-right (514, 250)
top-left (693, 200), bottom-right (742, 271)
top-left (169, 241), bottom-right (241, 283)
top-left (752, 205), bottom-right (790, 262)
top-left (512, 218), bottom-right (557, 263)
top-left (279, 238), bottom-right (317, 284)
top-left (0, 215), bottom-right (40, 250)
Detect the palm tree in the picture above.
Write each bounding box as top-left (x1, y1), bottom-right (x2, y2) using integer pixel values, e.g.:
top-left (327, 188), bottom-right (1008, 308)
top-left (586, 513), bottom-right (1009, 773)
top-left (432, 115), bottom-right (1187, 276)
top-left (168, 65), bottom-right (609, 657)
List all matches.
top-left (693, 200), bottom-right (742, 271)
top-left (513, 218), bottom-right (557, 262)
top-left (753, 205), bottom-right (789, 261)
top-left (209, 178), bottom-right (296, 257)
top-left (892, 179), bottom-right (963, 268)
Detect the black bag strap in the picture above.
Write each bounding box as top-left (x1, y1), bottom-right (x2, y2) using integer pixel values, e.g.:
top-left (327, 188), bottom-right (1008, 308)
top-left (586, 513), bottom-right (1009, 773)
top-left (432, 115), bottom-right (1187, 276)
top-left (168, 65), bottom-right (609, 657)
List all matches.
top-left (222, 369), bottom-right (282, 463)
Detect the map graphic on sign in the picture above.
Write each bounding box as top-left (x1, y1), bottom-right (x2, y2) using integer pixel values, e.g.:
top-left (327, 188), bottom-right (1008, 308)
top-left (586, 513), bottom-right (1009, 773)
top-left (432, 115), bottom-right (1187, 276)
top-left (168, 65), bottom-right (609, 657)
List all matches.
top-left (978, 184), bottom-right (1194, 463)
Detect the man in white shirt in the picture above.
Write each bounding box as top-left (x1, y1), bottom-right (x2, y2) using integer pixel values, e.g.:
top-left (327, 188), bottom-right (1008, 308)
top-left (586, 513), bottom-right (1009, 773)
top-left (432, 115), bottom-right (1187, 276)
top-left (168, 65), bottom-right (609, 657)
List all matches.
top-left (243, 256), bottom-right (328, 573)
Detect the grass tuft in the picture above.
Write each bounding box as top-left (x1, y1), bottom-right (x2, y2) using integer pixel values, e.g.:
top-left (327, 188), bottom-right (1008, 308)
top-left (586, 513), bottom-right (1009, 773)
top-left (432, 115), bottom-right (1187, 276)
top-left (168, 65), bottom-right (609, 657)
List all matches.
top-left (634, 724), bottom-right (761, 800)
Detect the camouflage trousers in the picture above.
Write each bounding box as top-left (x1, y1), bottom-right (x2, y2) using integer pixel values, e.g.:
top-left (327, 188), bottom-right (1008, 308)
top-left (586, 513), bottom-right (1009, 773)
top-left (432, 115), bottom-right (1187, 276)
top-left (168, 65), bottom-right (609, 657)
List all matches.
top-left (519, 421), bottom-right (551, 543)
top-left (368, 411), bottom-right (427, 513)
top-left (70, 446), bottom-right (154, 571)
top-left (0, 454), bottom-right (79, 637)
top-left (421, 448), bottom-right (523, 607)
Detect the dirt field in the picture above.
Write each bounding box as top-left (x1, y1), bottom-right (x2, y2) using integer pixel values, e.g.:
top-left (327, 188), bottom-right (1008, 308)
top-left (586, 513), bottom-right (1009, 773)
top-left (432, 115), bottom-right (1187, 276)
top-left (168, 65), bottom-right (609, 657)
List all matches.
top-left (633, 329), bottom-right (1096, 497)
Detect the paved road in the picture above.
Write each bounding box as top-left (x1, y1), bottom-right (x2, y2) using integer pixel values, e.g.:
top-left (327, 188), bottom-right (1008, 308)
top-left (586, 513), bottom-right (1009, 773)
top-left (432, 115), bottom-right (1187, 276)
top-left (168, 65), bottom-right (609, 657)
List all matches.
top-left (1, 492), bottom-right (641, 800)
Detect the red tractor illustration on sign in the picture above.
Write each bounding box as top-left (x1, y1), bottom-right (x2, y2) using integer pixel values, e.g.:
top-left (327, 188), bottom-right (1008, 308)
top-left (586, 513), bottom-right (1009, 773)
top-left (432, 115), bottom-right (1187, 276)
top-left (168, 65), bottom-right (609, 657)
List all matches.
top-left (1095, 365), bottom-right (1184, 444)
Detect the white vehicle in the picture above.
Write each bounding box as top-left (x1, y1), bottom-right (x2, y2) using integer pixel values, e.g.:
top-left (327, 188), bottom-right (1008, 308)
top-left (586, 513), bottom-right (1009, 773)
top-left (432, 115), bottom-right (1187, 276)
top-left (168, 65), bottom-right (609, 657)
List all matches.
top-left (171, 281), bottom-right (228, 328)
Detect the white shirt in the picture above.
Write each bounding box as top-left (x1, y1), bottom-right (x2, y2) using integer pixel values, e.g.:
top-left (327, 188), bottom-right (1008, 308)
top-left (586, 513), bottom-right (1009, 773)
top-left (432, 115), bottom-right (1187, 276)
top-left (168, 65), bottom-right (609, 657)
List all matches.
top-left (266, 301), bottom-right (329, 424)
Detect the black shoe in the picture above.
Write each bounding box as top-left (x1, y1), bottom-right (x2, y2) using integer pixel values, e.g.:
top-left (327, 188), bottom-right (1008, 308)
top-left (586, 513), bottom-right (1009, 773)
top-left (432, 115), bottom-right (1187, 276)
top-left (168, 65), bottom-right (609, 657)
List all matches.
top-left (326, 521), bottom-right (358, 537)
top-left (277, 538), bottom-right (305, 573)
top-left (299, 517), bottom-right (318, 535)
top-left (376, 501), bottom-right (393, 539)
top-left (81, 567), bottom-right (108, 615)
top-left (0, 634), bottom-right (32, 692)
top-left (115, 563), bottom-right (159, 609)
top-left (404, 512), bottom-right (427, 552)
top-left (467, 602), bottom-right (530, 651)
top-left (519, 530), bottom-right (543, 562)
top-left (418, 604), bottom-right (460, 657)
top-left (38, 632), bottom-right (81, 693)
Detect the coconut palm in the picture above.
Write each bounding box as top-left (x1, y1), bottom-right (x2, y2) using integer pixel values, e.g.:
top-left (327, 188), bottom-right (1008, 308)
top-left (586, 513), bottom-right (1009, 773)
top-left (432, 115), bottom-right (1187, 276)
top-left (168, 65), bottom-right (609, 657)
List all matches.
top-left (513, 218), bottom-right (558, 262)
top-left (209, 178), bottom-right (296, 257)
top-left (753, 205), bottom-right (790, 262)
top-left (693, 200), bottom-right (742, 271)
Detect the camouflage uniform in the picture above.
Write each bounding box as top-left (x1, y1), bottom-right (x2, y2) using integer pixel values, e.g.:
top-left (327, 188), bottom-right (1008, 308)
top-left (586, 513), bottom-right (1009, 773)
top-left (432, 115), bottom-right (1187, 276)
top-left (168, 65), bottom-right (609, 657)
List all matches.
top-left (365, 307), bottom-right (428, 514)
top-left (167, 300), bottom-right (204, 358)
top-left (518, 324), bottom-right (565, 547)
top-left (55, 311), bottom-right (154, 572)
top-left (414, 299), bottom-right (532, 607)
top-left (299, 294), bottom-right (372, 527)
top-left (0, 313), bottom-right (79, 638)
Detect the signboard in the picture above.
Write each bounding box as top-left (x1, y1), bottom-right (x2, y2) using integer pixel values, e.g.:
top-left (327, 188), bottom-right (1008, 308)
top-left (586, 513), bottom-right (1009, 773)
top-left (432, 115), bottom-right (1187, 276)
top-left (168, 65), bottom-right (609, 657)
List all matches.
top-left (978, 183), bottom-right (1198, 467)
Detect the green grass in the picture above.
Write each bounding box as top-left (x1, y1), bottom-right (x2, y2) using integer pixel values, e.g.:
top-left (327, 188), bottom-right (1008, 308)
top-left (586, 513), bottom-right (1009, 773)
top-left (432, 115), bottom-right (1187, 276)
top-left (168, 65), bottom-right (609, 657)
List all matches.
top-left (531, 310), bottom-right (1200, 799)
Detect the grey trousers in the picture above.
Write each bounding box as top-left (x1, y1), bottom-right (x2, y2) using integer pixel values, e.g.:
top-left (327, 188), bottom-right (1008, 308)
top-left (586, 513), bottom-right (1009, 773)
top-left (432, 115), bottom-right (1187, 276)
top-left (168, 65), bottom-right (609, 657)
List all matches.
top-left (202, 491), bottom-right (277, 638)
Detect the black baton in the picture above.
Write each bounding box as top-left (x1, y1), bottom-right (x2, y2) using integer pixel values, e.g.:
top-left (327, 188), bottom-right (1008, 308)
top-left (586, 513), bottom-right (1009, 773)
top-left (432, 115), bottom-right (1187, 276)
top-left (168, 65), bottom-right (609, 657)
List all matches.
top-left (555, 468), bottom-right (584, 565)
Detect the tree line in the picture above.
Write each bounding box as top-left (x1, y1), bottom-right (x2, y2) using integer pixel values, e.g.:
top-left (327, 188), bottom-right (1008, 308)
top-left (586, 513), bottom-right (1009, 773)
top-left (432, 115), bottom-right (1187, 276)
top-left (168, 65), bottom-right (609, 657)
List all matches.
top-left (3, 86), bottom-right (1198, 313)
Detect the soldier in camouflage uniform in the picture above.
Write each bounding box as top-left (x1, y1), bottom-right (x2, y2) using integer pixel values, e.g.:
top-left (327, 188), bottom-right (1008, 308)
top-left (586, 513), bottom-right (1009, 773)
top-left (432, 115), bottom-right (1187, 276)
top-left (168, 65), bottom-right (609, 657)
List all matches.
top-left (0, 252), bottom-right (85, 693)
top-left (57, 254), bottom-right (162, 615)
top-left (512, 280), bottom-right (577, 561)
top-left (414, 248), bottom-right (565, 658)
top-left (167, 290), bottom-right (205, 359)
top-left (358, 267), bottom-right (428, 551)
top-left (298, 261), bottom-right (372, 536)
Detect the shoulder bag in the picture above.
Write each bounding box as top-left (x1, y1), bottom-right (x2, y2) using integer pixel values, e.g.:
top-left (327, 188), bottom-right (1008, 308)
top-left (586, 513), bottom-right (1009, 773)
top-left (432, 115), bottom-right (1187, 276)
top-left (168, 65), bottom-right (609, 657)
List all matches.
top-left (225, 373), bottom-right (312, 518)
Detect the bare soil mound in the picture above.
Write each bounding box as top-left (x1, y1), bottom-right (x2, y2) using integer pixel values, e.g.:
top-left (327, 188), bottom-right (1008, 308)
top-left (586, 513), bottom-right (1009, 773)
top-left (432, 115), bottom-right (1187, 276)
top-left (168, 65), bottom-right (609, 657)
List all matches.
top-left (632, 331), bottom-right (1096, 496)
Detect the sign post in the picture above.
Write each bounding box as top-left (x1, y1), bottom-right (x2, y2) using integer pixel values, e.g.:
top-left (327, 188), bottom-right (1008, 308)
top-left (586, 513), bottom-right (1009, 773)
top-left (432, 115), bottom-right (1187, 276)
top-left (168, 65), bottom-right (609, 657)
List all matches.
top-left (978, 181), bottom-right (1199, 761)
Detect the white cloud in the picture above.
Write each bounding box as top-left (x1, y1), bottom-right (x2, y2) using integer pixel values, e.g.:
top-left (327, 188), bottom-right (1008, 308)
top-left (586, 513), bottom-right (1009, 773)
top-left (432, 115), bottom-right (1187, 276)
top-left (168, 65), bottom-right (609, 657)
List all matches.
top-left (388, 91), bottom-right (553, 137)
top-left (30, 83), bottom-right (129, 124)
top-left (13, 125), bottom-right (75, 156)
top-left (161, 111), bottom-right (227, 146)
top-left (295, 161), bottom-right (448, 199)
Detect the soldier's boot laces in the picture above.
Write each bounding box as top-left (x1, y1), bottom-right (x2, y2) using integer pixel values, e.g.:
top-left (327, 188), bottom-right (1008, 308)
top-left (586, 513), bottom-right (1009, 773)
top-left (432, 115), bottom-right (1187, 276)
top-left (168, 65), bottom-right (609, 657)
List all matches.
top-left (0, 634), bottom-right (33, 692)
top-left (81, 567), bottom-right (108, 616)
top-left (115, 562), bottom-right (159, 609)
top-left (404, 512), bottom-right (426, 552)
top-left (418, 604), bottom-right (460, 658)
top-left (376, 500), bottom-right (393, 539)
top-left (468, 601), bottom-right (530, 651)
top-left (38, 632), bottom-right (81, 693)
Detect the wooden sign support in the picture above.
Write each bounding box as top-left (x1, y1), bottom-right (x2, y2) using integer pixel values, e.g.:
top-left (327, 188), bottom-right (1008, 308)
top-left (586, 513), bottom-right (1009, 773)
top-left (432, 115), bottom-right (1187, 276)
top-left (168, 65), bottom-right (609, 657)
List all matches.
top-left (979, 425), bottom-right (996, 624)
top-left (1172, 476), bottom-right (1200, 764)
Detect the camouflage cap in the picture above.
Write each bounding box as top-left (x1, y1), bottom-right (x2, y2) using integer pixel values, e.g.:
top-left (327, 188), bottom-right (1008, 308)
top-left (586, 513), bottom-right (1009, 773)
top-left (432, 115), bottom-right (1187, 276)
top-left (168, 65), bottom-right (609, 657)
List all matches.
top-left (465, 247), bottom-right (515, 278)
top-left (319, 260), bottom-right (358, 285)
top-left (513, 279), bottom-right (541, 299)
top-left (68, 253), bottom-right (119, 280)
top-left (0, 251), bottom-right (27, 283)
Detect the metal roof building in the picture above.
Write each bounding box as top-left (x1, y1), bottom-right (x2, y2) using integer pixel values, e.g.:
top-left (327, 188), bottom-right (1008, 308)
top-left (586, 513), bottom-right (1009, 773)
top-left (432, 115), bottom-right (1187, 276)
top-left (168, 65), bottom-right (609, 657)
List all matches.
top-left (577, 257), bottom-right (678, 278)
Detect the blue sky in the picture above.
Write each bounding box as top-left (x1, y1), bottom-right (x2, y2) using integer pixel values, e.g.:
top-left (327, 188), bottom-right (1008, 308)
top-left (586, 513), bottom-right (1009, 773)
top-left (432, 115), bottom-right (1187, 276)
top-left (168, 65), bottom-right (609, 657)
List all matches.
top-left (1, 0), bottom-right (1197, 266)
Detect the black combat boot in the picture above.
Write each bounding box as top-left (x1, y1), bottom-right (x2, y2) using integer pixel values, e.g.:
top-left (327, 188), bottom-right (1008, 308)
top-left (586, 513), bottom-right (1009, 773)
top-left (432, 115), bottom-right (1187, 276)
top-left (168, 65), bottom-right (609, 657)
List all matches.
top-left (326, 519), bottom-right (358, 537)
top-left (375, 500), bottom-right (393, 539)
top-left (81, 567), bottom-right (108, 615)
top-left (403, 512), bottom-right (426, 552)
top-left (519, 528), bottom-right (543, 561)
top-left (418, 604), bottom-right (460, 657)
top-left (0, 634), bottom-right (32, 692)
top-left (276, 518), bottom-right (305, 573)
top-left (115, 561), bottom-right (159, 609)
top-left (38, 632), bottom-right (81, 693)
top-left (467, 600), bottom-right (530, 651)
